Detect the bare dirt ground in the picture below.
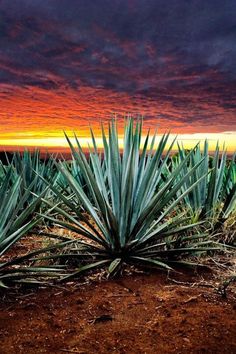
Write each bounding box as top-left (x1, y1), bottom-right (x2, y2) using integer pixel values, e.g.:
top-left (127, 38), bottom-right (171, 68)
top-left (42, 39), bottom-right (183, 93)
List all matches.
top-left (0, 266), bottom-right (236, 354)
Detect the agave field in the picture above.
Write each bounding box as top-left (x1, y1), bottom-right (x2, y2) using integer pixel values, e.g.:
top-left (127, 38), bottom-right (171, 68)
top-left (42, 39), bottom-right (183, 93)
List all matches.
top-left (0, 119), bottom-right (236, 353)
top-left (0, 119), bottom-right (235, 287)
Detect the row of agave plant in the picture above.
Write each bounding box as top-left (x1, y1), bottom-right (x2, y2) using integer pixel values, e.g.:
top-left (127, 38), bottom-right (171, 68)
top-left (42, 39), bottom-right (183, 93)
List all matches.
top-left (0, 119), bottom-right (235, 287)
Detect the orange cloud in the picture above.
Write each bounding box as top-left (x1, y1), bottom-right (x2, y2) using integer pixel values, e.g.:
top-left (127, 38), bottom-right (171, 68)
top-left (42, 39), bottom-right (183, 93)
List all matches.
top-left (0, 84), bottom-right (235, 152)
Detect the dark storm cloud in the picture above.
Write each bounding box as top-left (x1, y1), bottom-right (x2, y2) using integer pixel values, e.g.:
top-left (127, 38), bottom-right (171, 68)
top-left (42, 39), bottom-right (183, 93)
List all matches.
top-left (0, 0), bottom-right (236, 97)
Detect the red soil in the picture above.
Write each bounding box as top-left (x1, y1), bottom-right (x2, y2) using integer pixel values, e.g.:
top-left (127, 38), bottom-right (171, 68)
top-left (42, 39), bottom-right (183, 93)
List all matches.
top-left (0, 269), bottom-right (236, 354)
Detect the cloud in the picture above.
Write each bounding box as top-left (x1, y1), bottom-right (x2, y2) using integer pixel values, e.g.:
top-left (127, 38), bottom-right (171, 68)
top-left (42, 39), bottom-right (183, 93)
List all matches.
top-left (0, 0), bottom-right (235, 137)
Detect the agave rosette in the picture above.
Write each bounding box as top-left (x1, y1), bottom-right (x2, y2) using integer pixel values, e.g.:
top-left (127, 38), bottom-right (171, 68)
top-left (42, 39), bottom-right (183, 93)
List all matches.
top-left (39, 119), bottom-right (219, 279)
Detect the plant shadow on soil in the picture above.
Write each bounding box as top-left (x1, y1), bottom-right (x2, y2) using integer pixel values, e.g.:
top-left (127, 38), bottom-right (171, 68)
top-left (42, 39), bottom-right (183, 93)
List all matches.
top-left (0, 264), bottom-right (236, 354)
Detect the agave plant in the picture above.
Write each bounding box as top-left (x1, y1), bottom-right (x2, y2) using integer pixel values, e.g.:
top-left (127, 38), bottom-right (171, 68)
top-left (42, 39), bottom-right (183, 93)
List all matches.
top-left (0, 167), bottom-right (42, 257)
top-left (173, 142), bottom-right (236, 226)
top-left (220, 154), bottom-right (236, 220)
top-left (0, 165), bottom-right (73, 287)
top-left (214, 154), bottom-right (236, 244)
top-left (11, 149), bottom-right (58, 208)
top-left (38, 118), bottom-right (219, 279)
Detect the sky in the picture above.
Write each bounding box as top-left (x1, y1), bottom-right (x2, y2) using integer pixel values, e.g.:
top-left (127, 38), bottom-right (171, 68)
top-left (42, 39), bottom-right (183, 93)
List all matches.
top-left (0, 0), bottom-right (235, 152)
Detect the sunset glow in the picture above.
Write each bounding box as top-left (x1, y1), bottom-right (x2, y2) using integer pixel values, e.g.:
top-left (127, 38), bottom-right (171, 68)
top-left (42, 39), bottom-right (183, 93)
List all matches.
top-left (0, 1), bottom-right (235, 152)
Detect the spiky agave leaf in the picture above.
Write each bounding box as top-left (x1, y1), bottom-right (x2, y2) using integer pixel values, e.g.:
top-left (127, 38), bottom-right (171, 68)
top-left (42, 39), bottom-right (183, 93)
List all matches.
top-left (0, 238), bottom-right (77, 287)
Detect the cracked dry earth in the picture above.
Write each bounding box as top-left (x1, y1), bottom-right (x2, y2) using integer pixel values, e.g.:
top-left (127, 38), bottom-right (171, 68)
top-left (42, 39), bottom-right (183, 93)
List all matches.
top-left (0, 269), bottom-right (236, 354)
